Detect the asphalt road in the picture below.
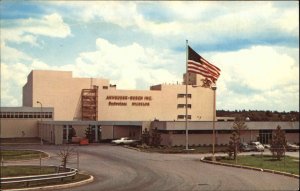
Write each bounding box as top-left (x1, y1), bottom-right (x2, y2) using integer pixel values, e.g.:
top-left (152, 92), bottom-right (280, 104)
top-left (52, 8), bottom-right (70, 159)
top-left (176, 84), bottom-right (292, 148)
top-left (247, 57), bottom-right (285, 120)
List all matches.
top-left (2, 144), bottom-right (299, 191)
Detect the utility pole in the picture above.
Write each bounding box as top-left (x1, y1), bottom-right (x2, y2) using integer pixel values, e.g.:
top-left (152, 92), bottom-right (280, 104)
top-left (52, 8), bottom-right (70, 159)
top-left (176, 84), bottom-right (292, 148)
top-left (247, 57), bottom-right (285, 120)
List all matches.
top-left (37, 101), bottom-right (43, 145)
top-left (211, 86), bottom-right (217, 161)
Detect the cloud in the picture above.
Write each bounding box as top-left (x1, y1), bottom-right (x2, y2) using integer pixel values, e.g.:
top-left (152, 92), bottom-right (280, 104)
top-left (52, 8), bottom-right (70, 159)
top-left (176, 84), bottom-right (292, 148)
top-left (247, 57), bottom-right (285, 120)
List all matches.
top-left (1, 12), bottom-right (72, 106)
top-left (214, 46), bottom-right (298, 90)
top-left (0, 38), bottom-right (182, 106)
top-left (1, 1), bottom-right (298, 112)
top-left (1, 13), bottom-right (71, 45)
top-left (1, 62), bottom-right (31, 106)
top-left (1, 42), bottom-right (32, 62)
top-left (213, 45), bottom-right (299, 111)
top-left (73, 38), bottom-right (181, 89)
top-left (51, 1), bottom-right (298, 51)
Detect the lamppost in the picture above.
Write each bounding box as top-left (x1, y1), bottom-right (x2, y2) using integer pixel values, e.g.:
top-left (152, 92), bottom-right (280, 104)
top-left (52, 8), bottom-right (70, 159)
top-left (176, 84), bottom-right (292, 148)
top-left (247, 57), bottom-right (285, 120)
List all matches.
top-left (211, 85), bottom-right (217, 161)
top-left (37, 101), bottom-right (43, 145)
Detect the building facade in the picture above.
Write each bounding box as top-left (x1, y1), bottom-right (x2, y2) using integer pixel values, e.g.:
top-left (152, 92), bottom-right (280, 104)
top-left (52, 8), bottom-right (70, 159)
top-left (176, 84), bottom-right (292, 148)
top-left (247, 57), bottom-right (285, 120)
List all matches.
top-left (0, 107), bottom-right (53, 138)
top-left (23, 70), bottom-right (214, 122)
top-left (0, 70), bottom-right (299, 146)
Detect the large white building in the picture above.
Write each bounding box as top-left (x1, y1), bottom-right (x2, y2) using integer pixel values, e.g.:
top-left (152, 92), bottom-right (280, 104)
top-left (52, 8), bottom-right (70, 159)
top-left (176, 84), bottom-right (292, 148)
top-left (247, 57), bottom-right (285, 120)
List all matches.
top-left (22, 70), bottom-right (215, 121)
top-left (1, 70), bottom-right (299, 145)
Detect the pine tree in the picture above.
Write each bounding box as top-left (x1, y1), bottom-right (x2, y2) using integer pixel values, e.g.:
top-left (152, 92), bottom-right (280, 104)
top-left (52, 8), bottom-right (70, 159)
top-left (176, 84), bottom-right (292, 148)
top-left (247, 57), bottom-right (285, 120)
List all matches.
top-left (150, 128), bottom-right (162, 147)
top-left (270, 125), bottom-right (287, 160)
top-left (228, 131), bottom-right (240, 160)
top-left (141, 128), bottom-right (150, 145)
top-left (232, 117), bottom-right (247, 144)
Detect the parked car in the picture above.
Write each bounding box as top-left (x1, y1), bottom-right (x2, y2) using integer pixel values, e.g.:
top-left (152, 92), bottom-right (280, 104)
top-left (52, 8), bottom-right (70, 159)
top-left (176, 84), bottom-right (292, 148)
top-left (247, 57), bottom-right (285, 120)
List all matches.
top-left (286, 142), bottom-right (299, 152)
top-left (111, 137), bottom-right (140, 146)
top-left (239, 142), bottom-right (253, 152)
top-left (263, 144), bottom-right (271, 149)
top-left (249, 141), bottom-right (264, 152)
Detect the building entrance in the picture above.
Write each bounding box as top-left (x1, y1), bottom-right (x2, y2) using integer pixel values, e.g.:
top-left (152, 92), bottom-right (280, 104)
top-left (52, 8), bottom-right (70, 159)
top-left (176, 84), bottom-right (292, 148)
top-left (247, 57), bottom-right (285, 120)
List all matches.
top-left (259, 130), bottom-right (272, 144)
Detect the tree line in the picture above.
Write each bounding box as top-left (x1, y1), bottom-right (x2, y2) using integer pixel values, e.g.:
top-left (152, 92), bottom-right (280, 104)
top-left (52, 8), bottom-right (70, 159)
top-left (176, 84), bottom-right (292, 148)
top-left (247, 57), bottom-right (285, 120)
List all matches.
top-left (217, 110), bottom-right (299, 121)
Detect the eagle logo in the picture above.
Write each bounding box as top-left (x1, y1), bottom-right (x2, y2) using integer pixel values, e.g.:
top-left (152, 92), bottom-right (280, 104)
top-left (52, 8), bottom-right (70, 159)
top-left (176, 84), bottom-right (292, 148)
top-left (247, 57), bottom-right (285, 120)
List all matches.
top-left (201, 78), bottom-right (212, 88)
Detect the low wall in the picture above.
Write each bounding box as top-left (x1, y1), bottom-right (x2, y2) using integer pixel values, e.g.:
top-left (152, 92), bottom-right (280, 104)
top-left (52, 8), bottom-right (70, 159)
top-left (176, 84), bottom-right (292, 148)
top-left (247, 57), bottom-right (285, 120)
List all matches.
top-left (0, 119), bottom-right (38, 138)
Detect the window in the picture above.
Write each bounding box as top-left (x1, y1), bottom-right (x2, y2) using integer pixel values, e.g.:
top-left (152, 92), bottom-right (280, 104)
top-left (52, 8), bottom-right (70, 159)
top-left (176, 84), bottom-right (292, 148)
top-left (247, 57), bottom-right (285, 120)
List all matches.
top-left (177, 104), bottom-right (191, 108)
top-left (285, 130), bottom-right (299, 133)
top-left (177, 115), bottom-right (191, 119)
top-left (103, 86), bottom-right (108, 89)
top-left (177, 104), bottom-right (184, 108)
top-left (177, 94), bottom-right (192, 98)
top-left (1, 113), bottom-right (7, 118)
top-left (177, 115), bottom-right (185, 119)
top-left (217, 130), bottom-right (231, 134)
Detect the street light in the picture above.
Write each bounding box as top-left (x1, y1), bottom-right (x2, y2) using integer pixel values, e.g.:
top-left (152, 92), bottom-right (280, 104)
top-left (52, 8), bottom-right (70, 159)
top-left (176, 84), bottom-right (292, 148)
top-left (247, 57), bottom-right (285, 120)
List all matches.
top-left (211, 85), bottom-right (217, 161)
top-left (37, 101), bottom-right (43, 145)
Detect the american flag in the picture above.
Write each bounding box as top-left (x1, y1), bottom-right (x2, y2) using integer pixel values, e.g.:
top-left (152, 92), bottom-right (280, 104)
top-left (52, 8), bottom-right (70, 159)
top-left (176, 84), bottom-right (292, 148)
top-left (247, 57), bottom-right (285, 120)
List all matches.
top-left (187, 46), bottom-right (221, 83)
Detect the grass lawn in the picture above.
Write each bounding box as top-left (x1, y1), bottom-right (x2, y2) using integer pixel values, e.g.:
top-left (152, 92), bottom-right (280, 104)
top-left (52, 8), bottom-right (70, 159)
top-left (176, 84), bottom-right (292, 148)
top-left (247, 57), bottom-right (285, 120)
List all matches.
top-left (0, 150), bottom-right (48, 161)
top-left (136, 145), bottom-right (228, 154)
top-left (216, 154), bottom-right (299, 175)
top-left (1, 165), bottom-right (57, 177)
top-left (1, 166), bottom-right (90, 189)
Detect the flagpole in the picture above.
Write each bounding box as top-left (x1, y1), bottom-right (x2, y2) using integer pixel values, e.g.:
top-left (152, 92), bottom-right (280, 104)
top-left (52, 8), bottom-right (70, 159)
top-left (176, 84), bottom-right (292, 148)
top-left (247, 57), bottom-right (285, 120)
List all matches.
top-left (185, 40), bottom-right (189, 150)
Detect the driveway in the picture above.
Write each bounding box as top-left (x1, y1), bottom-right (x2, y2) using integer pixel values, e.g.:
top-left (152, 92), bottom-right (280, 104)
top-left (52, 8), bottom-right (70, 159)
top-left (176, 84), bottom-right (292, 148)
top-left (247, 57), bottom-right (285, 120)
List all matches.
top-left (2, 144), bottom-right (299, 191)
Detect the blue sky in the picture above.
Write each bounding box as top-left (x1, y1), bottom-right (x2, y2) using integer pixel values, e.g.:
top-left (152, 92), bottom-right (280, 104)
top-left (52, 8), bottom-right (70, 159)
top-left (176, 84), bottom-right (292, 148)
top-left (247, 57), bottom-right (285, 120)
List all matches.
top-left (1, 1), bottom-right (299, 111)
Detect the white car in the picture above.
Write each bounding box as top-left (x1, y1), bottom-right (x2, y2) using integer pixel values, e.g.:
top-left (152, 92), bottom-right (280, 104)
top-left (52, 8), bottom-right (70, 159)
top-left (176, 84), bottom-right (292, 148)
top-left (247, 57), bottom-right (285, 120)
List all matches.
top-left (111, 137), bottom-right (139, 145)
top-left (250, 141), bottom-right (265, 152)
top-left (263, 144), bottom-right (271, 149)
top-left (286, 142), bottom-right (299, 151)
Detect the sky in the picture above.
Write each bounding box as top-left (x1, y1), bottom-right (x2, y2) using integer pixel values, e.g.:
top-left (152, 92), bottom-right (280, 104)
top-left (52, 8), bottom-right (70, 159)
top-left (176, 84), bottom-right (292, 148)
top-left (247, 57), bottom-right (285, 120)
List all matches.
top-left (0, 1), bottom-right (299, 112)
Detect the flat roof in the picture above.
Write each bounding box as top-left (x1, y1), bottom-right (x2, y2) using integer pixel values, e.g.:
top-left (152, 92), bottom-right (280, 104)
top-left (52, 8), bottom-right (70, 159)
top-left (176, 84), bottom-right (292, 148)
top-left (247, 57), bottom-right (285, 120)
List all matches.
top-left (40, 120), bottom-right (143, 126)
top-left (39, 120), bottom-right (299, 131)
top-left (155, 121), bottom-right (299, 130)
top-left (0, 107), bottom-right (54, 112)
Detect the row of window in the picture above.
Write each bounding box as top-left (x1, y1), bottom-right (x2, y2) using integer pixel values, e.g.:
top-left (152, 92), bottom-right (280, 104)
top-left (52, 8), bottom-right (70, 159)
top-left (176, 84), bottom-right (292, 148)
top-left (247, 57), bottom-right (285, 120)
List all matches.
top-left (177, 94), bottom-right (192, 118)
top-left (0, 112), bottom-right (53, 119)
top-left (159, 130), bottom-right (233, 134)
top-left (159, 130), bottom-right (300, 135)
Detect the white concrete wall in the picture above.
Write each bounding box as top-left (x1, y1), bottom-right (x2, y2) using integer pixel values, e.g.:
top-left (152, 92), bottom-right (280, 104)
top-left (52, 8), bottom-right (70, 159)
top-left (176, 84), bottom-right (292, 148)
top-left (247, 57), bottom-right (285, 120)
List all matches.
top-left (286, 133), bottom-right (300, 144)
top-left (102, 125), bottom-right (114, 139)
top-left (160, 130), bottom-right (261, 146)
top-left (0, 119), bottom-right (37, 138)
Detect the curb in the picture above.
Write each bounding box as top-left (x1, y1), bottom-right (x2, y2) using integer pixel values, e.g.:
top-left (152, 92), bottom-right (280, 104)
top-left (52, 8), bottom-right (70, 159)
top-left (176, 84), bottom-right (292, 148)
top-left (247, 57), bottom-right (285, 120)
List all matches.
top-left (1, 174), bottom-right (94, 191)
top-left (200, 157), bottom-right (299, 179)
top-left (123, 145), bottom-right (141, 152)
